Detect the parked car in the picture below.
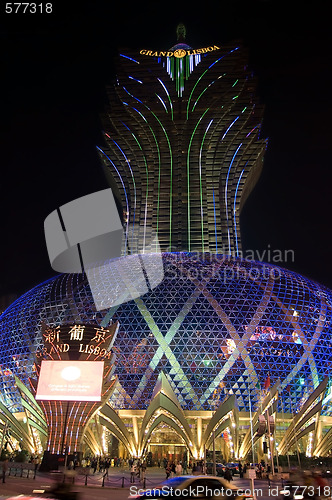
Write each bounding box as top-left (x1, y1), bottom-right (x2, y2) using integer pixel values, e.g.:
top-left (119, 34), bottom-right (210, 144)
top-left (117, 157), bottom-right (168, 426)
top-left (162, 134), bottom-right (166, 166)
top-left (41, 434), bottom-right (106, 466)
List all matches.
top-left (129, 475), bottom-right (254, 499)
top-left (206, 462), bottom-right (226, 476)
top-left (225, 462), bottom-right (240, 475)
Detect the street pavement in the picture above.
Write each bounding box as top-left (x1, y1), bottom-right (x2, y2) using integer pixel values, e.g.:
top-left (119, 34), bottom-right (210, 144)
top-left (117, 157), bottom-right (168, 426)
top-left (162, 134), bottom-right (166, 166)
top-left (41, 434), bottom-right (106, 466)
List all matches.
top-left (0, 466), bottom-right (306, 500)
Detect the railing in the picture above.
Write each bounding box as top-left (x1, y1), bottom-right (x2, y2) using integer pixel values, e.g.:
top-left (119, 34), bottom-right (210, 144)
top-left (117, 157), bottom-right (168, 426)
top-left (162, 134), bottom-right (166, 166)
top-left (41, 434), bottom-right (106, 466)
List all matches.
top-left (68, 469), bottom-right (148, 488)
top-left (54, 467), bottom-right (163, 489)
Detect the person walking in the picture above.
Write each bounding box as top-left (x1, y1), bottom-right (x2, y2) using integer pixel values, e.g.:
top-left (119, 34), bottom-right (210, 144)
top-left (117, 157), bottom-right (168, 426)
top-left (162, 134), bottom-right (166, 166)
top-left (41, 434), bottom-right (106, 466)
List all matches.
top-left (141, 461), bottom-right (147, 483)
top-left (224, 467), bottom-right (232, 482)
top-left (130, 463), bottom-right (137, 483)
top-left (175, 462), bottom-right (183, 476)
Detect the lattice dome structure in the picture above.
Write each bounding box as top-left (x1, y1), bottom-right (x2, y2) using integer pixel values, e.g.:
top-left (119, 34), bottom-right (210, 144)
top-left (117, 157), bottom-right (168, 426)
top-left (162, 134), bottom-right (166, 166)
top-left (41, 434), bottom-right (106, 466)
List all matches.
top-left (1, 253), bottom-right (331, 416)
top-left (1, 29), bottom-right (332, 459)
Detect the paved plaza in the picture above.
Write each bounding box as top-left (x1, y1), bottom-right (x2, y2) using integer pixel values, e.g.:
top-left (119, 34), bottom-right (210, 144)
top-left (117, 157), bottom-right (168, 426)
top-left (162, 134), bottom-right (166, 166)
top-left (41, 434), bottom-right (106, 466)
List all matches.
top-left (0, 466), bottom-right (298, 500)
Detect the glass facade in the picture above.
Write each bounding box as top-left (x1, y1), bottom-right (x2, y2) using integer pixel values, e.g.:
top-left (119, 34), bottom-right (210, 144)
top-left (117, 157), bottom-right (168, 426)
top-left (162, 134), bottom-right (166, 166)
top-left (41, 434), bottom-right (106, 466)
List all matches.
top-left (98, 41), bottom-right (267, 255)
top-left (1, 254), bottom-right (331, 417)
top-left (0, 32), bottom-right (331, 458)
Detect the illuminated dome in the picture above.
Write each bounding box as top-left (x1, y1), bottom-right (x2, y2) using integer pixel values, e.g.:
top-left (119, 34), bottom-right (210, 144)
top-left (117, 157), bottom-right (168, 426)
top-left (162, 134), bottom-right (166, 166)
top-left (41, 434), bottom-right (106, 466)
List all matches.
top-left (1, 253), bottom-right (331, 416)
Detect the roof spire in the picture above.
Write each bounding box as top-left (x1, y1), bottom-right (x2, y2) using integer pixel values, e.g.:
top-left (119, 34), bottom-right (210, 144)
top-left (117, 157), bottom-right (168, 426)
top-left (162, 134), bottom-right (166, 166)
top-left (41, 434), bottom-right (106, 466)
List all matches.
top-left (176, 23), bottom-right (186, 42)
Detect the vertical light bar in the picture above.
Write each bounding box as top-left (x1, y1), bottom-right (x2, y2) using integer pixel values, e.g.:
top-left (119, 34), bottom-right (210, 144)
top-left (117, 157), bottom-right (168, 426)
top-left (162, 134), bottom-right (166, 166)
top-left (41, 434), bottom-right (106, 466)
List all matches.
top-left (96, 146), bottom-right (130, 254)
top-left (199, 119), bottom-right (214, 252)
top-left (187, 109), bottom-right (209, 251)
top-left (225, 143), bottom-right (243, 254)
top-left (122, 90), bottom-right (167, 250)
top-left (157, 78), bottom-right (174, 120)
top-left (212, 189), bottom-right (218, 253)
top-left (110, 138), bottom-right (137, 249)
top-left (233, 168), bottom-right (245, 256)
top-left (186, 48), bottom-right (239, 119)
top-left (121, 121), bottom-right (152, 251)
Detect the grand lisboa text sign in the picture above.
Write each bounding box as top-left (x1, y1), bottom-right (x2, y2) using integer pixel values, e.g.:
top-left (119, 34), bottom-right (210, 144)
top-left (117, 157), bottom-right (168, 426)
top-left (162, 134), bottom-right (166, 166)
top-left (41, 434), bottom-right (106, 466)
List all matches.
top-left (37, 324), bottom-right (114, 359)
top-left (139, 45), bottom-right (221, 58)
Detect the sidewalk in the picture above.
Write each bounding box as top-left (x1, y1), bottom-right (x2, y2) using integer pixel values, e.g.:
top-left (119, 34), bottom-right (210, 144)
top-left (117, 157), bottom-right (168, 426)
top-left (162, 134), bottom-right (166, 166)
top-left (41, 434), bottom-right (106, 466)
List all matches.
top-left (0, 467), bottom-right (283, 499)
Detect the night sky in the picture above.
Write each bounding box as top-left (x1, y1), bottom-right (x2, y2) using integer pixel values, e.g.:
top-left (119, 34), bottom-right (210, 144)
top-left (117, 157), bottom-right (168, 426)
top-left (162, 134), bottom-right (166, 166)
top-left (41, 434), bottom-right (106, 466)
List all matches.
top-left (1, 1), bottom-right (331, 300)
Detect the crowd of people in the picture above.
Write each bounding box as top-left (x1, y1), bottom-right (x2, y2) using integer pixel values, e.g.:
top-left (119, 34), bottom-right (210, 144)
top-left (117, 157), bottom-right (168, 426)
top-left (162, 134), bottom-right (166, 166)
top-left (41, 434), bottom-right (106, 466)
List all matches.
top-left (78, 455), bottom-right (128, 473)
top-left (162, 459), bottom-right (213, 479)
top-left (129, 459), bottom-right (148, 483)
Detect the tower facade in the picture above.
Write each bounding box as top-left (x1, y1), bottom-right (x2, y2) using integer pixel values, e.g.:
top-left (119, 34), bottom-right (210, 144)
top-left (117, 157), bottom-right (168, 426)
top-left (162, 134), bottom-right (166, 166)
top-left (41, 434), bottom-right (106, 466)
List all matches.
top-left (1, 28), bottom-right (331, 463)
top-left (98, 33), bottom-right (267, 255)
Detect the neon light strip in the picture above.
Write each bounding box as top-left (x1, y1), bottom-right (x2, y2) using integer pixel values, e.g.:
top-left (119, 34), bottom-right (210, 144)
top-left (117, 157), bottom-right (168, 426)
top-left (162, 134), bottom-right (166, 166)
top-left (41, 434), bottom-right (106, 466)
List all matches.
top-left (225, 143), bottom-right (242, 253)
top-left (186, 47), bottom-right (239, 119)
top-left (157, 78), bottom-right (173, 120)
top-left (166, 57), bottom-right (171, 77)
top-left (125, 113), bottom-right (161, 250)
top-left (70, 402), bottom-right (81, 452)
top-left (199, 119), bottom-right (213, 252)
top-left (129, 132), bottom-right (150, 250)
top-left (120, 54), bottom-right (139, 64)
top-left (153, 117), bottom-right (173, 247)
top-left (124, 103), bottom-right (150, 250)
top-left (66, 403), bottom-right (76, 453)
top-left (110, 137), bottom-right (137, 249)
top-left (233, 168), bottom-right (245, 256)
top-left (246, 125), bottom-right (259, 137)
top-left (165, 54), bottom-right (201, 99)
top-left (120, 121), bottom-right (151, 250)
top-left (74, 402), bottom-right (88, 450)
top-left (55, 402), bottom-right (59, 454)
top-left (128, 76), bottom-right (142, 84)
top-left (212, 189), bottom-right (218, 253)
top-left (191, 83), bottom-right (213, 112)
top-left (191, 75), bottom-right (226, 112)
top-left (211, 116), bottom-right (239, 252)
top-left (187, 108), bottom-right (209, 251)
top-left (51, 404), bottom-right (57, 454)
top-left (156, 94), bottom-right (168, 112)
top-left (96, 146), bottom-right (130, 253)
top-left (221, 116), bottom-right (239, 141)
top-left (122, 87), bottom-right (172, 248)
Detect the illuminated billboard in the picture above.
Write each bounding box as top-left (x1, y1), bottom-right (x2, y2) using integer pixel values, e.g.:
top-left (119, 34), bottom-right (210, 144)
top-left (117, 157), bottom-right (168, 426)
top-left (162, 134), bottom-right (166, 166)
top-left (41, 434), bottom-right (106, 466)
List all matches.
top-left (36, 360), bottom-right (104, 402)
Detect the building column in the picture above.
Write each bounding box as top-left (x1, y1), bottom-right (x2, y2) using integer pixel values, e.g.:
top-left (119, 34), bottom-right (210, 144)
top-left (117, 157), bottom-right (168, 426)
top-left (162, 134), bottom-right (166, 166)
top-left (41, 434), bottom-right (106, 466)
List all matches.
top-left (132, 416), bottom-right (139, 457)
top-left (197, 417), bottom-right (202, 457)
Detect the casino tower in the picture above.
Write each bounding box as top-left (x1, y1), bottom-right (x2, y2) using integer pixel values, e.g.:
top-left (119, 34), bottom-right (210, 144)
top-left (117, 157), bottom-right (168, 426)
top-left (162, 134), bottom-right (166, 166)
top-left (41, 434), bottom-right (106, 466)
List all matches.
top-left (0, 26), bottom-right (331, 465)
top-left (98, 24), bottom-right (267, 255)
